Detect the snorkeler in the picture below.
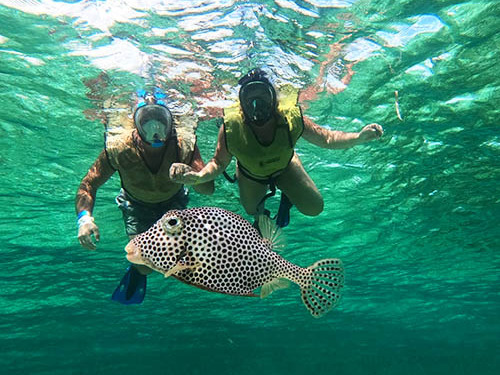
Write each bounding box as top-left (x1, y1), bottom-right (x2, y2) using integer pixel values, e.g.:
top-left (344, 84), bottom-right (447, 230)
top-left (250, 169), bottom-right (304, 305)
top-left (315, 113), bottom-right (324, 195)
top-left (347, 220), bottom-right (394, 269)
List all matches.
top-left (169, 68), bottom-right (383, 226)
top-left (75, 88), bottom-right (214, 304)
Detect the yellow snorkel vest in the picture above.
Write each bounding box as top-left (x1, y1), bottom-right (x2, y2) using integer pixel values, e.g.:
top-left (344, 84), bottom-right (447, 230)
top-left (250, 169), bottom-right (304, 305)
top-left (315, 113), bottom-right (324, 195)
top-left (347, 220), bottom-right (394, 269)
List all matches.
top-left (223, 90), bottom-right (304, 179)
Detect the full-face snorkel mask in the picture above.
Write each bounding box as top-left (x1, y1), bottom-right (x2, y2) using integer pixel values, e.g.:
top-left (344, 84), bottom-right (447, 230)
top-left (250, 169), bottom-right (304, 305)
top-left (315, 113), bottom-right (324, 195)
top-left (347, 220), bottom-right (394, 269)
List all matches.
top-left (133, 88), bottom-right (173, 148)
top-left (238, 68), bottom-right (277, 126)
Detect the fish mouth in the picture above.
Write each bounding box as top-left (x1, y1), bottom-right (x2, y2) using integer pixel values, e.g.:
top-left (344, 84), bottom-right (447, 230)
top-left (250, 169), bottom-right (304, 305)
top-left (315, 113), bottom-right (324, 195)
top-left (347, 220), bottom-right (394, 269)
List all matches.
top-left (125, 241), bottom-right (145, 265)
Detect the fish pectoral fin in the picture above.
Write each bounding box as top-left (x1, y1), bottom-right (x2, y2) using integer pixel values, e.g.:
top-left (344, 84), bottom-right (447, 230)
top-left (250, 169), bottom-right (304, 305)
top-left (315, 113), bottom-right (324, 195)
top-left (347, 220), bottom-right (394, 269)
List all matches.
top-left (260, 278), bottom-right (290, 298)
top-left (163, 261), bottom-right (201, 278)
top-left (257, 215), bottom-right (286, 252)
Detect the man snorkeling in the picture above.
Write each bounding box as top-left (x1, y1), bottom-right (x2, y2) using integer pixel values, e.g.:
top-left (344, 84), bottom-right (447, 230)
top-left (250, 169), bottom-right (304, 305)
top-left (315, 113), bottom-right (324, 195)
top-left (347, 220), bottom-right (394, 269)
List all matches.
top-left (169, 68), bottom-right (383, 226)
top-left (75, 88), bottom-right (214, 304)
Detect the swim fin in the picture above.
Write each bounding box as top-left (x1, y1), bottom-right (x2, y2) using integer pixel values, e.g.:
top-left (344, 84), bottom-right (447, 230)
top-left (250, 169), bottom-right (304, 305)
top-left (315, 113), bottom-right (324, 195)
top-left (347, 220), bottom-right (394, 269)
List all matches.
top-left (111, 266), bottom-right (147, 305)
top-left (276, 193), bottom-right (292, 228)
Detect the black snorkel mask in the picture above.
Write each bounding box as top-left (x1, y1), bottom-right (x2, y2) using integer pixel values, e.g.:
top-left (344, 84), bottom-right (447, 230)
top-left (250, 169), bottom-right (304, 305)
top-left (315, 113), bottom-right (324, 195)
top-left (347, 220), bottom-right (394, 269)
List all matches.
top-left (133, 88), bottom-right (173, 148)
top-left (238, 69), bottom-right (277, 126)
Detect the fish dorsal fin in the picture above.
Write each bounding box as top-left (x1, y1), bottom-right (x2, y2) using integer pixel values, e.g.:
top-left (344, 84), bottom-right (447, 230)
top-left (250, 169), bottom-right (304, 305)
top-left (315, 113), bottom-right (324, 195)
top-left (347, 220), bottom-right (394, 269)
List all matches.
top-left (257, 214), bottom-right (286, 251)
top-left (260, 278), bottom-right (291, 298)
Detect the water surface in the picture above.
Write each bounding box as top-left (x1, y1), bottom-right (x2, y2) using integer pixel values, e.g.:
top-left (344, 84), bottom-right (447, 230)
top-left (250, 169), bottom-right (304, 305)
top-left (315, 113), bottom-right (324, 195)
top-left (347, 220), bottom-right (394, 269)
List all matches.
top-left (0, 1), bottom-right (499, 374)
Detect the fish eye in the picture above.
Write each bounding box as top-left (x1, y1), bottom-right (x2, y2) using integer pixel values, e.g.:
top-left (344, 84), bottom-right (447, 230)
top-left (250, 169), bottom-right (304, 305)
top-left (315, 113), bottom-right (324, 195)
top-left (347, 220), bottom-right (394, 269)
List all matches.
top-left (162, 214), bottom-right (183, 234)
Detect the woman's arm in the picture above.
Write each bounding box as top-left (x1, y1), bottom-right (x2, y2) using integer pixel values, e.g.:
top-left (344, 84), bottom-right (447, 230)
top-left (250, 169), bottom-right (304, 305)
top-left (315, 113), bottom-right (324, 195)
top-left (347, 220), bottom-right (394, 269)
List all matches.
top-left (170, 126), bottom-right (233, 185)
top-left (189, 144), bottom-right (215, 195)
top-left (301, 115), bottom-right (383, 149)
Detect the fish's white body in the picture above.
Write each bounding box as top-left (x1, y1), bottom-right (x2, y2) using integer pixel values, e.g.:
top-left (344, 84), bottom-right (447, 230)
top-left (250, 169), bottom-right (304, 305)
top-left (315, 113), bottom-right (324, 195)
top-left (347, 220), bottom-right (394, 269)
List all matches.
top-left (125, 207), bottom-right (343, 317)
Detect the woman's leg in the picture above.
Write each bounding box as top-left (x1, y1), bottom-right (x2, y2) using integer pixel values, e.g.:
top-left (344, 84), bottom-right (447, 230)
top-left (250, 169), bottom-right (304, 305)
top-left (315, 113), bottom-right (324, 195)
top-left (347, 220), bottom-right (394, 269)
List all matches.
top-left (276, 153), bottom-right (324, 216)
top-left (236, 168), bottom-right (269, 215)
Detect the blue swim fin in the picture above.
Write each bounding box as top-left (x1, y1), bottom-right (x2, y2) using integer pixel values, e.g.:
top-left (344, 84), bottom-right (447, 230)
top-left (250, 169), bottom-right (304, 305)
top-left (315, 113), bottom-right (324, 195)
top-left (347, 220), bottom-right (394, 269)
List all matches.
top-left (111, 266), bottom-right (147, 305)
top-left (276, 193), bottom-right (292, 228)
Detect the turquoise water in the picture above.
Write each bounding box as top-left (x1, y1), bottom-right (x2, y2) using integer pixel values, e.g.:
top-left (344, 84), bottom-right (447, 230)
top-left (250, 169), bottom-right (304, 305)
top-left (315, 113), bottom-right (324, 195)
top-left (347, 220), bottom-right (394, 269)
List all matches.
top-left (1, 0), bottom-right (499, 374)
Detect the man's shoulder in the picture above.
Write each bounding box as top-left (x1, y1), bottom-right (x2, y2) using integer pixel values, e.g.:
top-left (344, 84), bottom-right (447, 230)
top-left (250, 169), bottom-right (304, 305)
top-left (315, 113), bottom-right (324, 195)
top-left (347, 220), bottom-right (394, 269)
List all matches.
top-left (105, 129), bottom-right (137, 168)
top-left (174, 114), bottom-right (197, 152)
top-left (105, 128), bottom-right (134, 150)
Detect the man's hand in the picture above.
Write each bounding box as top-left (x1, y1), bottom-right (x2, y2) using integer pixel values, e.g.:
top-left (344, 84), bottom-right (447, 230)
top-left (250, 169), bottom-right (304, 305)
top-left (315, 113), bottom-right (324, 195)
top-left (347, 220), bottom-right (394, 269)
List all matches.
top-left (78, 216), bottom-right (100, 250)
top-left (358, 123), bottom-right (383, 143)
top-left (169, 163), bottom-right (203, 185)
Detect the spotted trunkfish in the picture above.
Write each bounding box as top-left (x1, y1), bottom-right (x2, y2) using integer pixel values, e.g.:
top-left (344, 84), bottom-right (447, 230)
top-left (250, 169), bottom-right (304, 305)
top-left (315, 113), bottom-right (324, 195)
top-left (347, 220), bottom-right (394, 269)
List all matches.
top-left (125, 207), bottom-right (344, 317)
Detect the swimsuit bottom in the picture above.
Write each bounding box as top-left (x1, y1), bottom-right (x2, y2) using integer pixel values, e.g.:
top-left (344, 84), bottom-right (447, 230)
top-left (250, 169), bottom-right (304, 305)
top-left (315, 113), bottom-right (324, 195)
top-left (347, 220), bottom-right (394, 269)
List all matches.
top-left (115, 187), bottom-right (189, 236)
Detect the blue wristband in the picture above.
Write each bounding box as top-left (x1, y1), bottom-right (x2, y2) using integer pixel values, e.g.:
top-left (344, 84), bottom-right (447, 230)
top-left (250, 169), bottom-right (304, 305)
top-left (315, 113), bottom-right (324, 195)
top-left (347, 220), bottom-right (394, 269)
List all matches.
top-left (77, 210), bottom-right (90, 220)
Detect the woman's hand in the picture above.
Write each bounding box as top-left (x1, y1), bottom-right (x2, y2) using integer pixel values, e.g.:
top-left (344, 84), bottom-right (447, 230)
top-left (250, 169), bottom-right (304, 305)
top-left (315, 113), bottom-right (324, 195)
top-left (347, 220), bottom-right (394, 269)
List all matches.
top-left (358, 123), bottom-right (383, 143)
top-left (169, 163), bottom-right (203, 185)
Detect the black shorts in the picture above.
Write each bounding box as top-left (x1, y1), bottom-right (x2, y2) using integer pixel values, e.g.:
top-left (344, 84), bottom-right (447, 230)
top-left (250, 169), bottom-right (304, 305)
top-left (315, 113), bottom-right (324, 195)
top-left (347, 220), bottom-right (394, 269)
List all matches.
top-left (237, 162), bottom-right (284, 185)
top-left (115, 188), bottom-right (189, 236)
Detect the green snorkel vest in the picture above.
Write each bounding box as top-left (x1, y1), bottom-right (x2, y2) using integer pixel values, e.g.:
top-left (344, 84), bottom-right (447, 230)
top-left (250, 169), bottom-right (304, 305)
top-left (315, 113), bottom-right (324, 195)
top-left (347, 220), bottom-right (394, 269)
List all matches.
top-left (223, 90), bottom-right (304, 179)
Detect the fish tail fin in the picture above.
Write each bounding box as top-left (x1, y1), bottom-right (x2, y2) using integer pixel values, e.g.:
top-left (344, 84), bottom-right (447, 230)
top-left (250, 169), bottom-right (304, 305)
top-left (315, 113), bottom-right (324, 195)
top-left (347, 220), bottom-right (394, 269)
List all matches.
top-left (300, 259), bottom-right (344, 318)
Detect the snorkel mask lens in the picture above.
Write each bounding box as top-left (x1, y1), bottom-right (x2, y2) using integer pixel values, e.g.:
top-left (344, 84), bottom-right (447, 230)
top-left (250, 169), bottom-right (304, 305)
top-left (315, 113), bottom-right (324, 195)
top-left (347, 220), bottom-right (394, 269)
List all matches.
top-left (141, 119), bottom-right (169, 147)
top-left (238, 69), bottom-right (276, 125)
